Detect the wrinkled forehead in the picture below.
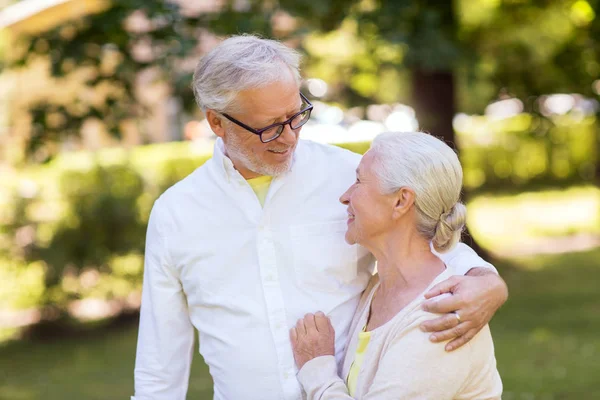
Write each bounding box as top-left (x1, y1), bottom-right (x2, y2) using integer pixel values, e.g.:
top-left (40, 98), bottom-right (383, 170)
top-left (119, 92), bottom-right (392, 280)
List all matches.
top-left (233, 73), bottom-right (302, 116)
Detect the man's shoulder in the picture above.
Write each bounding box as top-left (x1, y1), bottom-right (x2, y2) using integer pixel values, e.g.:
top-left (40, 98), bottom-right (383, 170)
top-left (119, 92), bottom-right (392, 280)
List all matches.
top-left (155, 160), bottom-right (212, 209)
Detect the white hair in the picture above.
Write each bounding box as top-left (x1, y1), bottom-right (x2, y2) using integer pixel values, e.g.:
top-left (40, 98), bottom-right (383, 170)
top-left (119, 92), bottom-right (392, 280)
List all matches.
top-left (192, 34), bottom-right (302, 113)
top-left (369, 131), bottom-right (466, 252)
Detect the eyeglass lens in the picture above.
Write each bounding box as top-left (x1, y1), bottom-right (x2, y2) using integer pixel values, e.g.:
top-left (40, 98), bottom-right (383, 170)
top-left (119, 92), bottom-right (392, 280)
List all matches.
top-left (261, 109), bottom-right (311, 142)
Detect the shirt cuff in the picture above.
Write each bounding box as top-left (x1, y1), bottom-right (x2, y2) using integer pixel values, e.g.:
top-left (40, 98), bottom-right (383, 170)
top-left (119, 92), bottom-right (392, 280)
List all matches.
top-left (297, 355), bottom-right (340, 394)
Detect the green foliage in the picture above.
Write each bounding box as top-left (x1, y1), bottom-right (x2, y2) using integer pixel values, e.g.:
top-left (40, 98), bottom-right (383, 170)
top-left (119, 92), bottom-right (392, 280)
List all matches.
top-left (0, 141), bottom-right (211, 311)
top-left (36, 165), bottom-right (146, 287)
top-left (353, 1), bottom-right (462, 70)
top-left (277, 0), bottom-right (354, 31)
top-left (6, 0), bottom-right (600, 160)
top-left (461, 0), bottom-right (600, 102)
top-left (459, 114), bottom-right (598, 192)
top-left (0, 258), bottom-right (46, 310)
top-left (468, 185), bottom-right (600, 254)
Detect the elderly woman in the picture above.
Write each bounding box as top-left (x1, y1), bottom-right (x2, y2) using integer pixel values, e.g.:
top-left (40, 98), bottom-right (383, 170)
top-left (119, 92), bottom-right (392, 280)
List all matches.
top-left (290, 132), bottom-right (503, 399)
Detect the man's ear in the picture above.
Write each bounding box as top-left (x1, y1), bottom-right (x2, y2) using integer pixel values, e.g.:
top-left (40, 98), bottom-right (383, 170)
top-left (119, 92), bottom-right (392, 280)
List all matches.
top-left (392, 187), bottom-right (416, 219)
top-left (205, 109), bottom-right (226, 139)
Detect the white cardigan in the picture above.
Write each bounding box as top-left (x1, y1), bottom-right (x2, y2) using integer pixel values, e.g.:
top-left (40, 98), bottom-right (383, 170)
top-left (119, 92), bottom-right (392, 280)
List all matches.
top-left (298, 268), bottom-right (503, 399)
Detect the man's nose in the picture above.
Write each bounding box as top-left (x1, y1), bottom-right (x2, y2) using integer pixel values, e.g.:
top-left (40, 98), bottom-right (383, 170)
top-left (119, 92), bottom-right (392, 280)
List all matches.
top-left (276, 124), bottom-right (298, 145)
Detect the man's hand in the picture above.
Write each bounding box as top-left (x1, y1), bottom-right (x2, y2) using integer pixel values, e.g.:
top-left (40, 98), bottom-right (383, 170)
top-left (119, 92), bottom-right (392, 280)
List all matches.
top-left (290, 312), bottom-right (335, 370)
top-left (420, 268), bottom-right (508, 352)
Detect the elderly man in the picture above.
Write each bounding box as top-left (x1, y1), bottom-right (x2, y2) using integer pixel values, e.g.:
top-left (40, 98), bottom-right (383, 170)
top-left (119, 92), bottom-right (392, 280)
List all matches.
top-left (132, 35), bottom-right (508, 400)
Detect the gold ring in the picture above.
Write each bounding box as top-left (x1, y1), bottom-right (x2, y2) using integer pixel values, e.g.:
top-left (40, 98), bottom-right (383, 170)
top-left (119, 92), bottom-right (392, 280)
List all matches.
top-left (453, 311), bottom-right (461, 323)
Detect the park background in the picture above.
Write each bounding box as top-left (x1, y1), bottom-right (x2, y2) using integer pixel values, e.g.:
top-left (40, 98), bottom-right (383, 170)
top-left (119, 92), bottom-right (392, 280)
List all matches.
top-left (0, 0), bottom-right (599, 399)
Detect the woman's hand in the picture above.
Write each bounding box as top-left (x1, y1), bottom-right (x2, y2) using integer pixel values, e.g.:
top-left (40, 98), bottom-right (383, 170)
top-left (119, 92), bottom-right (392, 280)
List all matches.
top-left (290, 311), bottom-right (335, 370)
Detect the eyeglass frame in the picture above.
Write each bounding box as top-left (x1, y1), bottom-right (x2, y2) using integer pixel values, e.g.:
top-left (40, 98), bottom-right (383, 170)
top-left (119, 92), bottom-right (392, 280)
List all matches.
top-left (220, 92), bottom-right (313, 143)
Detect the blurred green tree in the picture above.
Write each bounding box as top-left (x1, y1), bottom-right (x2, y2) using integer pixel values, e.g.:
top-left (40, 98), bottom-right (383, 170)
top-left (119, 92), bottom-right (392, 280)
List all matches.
top-left (6, 0), bottom-right (599, 256)
top-left (5, 0), bottom-right (599, 162)
top-left (208, 0), bottom-right (600, 252)
top-left (270, 0), bottom-right (599, 144)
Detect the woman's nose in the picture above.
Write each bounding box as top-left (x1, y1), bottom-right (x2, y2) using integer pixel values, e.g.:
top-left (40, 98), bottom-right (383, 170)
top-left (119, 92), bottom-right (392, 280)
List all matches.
top-left (339, 188), bottom-right (350, 205)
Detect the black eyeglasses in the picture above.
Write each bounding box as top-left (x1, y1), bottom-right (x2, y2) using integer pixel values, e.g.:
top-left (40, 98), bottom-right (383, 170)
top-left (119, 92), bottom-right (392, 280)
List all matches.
top-left (221, 92), bottom-right (313, 143)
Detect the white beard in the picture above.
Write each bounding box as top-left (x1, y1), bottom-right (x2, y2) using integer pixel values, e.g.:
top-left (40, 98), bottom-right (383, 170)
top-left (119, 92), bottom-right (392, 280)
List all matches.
top-left (224, 126), bottom-right (293, 177)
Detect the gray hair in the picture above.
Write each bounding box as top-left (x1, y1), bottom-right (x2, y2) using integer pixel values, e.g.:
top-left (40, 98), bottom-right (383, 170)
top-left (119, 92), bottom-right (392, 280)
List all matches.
top-left (192, 34), bottom-right (302, 113)
top-left (369, 132), bottom-right (466, 252)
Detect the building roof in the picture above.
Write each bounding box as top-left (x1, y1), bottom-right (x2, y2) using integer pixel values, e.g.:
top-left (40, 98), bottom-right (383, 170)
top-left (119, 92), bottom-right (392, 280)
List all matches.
top-left (0, 0), bottom-right (110, 34)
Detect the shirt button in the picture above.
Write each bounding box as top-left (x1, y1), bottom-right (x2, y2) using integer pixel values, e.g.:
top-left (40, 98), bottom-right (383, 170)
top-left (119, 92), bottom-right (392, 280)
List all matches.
top-left (283, 372), bottom-right (289, 379)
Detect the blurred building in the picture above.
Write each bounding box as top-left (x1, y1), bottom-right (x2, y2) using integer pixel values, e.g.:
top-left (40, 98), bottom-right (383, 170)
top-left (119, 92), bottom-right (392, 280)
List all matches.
top-left (0, 0), bottom-right (111, 35)
top-left (0, 0), bottom-right (222, 161)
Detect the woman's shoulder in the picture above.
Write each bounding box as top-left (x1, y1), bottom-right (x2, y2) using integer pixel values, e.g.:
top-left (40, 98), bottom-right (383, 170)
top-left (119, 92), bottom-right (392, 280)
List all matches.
top-left (377, 314), bottom-right (502, 399)
top-left (383, 304), bottom-right (499, 380)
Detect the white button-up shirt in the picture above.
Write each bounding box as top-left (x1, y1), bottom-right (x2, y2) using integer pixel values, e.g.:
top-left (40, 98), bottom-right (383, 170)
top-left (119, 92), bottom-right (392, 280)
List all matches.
top-left (132, 138), bottom-right (494, 400)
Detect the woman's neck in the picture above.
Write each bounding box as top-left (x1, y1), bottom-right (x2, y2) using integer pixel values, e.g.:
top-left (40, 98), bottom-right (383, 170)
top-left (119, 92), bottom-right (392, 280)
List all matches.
top-left (367, 230), bottom-right (445, 301)
top-left (364, 230), bottom-right (446, 331)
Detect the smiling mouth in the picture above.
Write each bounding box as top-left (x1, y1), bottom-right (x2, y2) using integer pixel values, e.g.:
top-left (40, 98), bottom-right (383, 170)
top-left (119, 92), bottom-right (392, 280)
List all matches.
top-left (268, 148), bottom-right (289, 154)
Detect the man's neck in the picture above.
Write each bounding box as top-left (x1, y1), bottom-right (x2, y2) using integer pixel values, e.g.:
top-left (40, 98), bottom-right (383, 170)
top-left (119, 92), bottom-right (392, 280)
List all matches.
top-left (240, 169), bottom-right (263, 180)
top-left (222, 147), bottom-right (262, 179)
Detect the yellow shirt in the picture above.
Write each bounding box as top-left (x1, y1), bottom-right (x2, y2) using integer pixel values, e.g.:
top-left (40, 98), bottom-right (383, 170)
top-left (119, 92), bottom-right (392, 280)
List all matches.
top-left (247, 175), bottom-right (273, 207)
top-left (347, 325), bottom-right (371, 396)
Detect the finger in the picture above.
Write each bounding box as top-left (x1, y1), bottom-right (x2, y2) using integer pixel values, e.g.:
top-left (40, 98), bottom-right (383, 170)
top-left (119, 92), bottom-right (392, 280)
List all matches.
top-left (304, 313), bottom-right (318, 333)
top-left (428, 323), bottom-right (471, 343)
top-left (445, 328), bottom-right (478, 351)
top-left (290, 327), bottom-right (297, 344)
top-left (422, 293), bottom-right (464, 314)
top-left (419, 313), bottom-right (460, 333)
top-left (423, 276), bottom-right (461, 299)
top-left (296, 318), bottom-right (306, 335)
top-left (314, 311), bottom-right (329, 333)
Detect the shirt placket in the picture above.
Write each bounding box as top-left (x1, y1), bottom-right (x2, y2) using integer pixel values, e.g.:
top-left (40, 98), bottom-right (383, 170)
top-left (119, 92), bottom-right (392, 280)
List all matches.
top-left (256, 215), bottom-right (302, 400)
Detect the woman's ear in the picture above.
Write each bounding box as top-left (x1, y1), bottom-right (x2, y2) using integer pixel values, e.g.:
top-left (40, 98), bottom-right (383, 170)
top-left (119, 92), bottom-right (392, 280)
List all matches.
top-left (392, 187), bottom-right (416, 219)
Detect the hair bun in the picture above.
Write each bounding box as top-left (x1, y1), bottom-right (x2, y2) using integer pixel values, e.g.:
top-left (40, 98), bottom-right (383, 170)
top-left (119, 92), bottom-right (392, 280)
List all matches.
top-left (432, 203), bottom-right (467, 252)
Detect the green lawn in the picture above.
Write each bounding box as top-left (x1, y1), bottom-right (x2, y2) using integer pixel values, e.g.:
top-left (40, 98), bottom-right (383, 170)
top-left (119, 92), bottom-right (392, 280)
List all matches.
top-left (1, 248), bottom-right (599, 400)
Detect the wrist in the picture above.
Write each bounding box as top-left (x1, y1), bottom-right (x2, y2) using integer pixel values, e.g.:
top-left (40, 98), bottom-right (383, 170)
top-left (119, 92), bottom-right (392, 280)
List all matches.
top-left (483, 272), bottom-right (509, 306)
top-left (466, 266), bottom-right (495, 277)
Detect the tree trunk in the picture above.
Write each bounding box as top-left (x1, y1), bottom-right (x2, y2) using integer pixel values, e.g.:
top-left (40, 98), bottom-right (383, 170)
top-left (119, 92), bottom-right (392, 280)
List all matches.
top-left (411, 68), bottom-right (492, 260)
top-left (596, 118), bottom-right (600, 187)
top-left (412, 69), bottom-right (456, 143)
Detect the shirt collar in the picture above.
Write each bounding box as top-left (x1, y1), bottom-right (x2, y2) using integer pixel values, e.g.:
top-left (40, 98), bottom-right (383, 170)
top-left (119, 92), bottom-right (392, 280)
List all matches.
top-left (211, 137), bottom-right (237, 183)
